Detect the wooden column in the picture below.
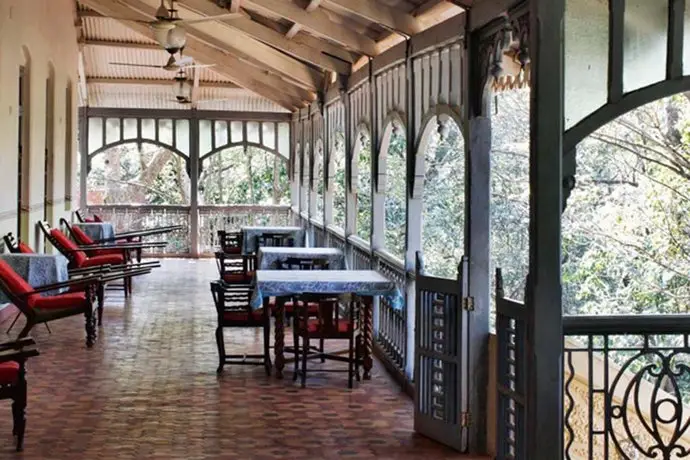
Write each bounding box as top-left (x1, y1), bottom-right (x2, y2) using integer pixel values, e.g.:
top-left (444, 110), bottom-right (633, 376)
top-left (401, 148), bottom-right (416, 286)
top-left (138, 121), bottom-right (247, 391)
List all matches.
top-left (78, 107), bottom-right (88, 212)
top-left (526, 0), bottom-right (565, 457)
top-left (189, 110), bottom-right (200, 257)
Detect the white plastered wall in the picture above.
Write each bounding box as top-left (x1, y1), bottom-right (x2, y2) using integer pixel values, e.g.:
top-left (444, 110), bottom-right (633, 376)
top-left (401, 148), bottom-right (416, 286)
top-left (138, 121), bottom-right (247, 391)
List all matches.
top-left (0, 0), bottom-right (79, 249)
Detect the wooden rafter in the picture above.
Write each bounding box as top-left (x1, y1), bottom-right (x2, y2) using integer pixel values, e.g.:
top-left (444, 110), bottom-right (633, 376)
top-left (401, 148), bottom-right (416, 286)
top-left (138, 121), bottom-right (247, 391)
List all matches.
top-left (324, 0), bottom-right (422, 36)
top-left (242, 0), bottom-right (380, 56)
top-left (285, 0), bottom-right (322, 40)
top-left (116, 0), bottom-right (324, 92)
top-left (78, 0), bottom-right (306, 110)
top-left (177, 0), bottom-right (351, 74)
top-left (86, 77), bottom-right (239, 88)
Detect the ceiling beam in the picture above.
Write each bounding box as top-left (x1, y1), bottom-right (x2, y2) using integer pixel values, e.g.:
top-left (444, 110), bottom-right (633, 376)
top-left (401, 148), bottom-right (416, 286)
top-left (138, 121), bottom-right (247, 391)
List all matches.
top-left (78, 0), bottom-right (305, 110)
top-left (81, 38), bottom-right (160, 50)
top-left (285, 0), bottom-right (320, 40)
top-left (242, 0), bottom-right (379, 56)
top-left (86, 77), bottom-right (239, 88)
top-left (177, 0), bottom-right (351, 74)
top-left (116, 0), bottom-right (324, 92)
top-left (324, 0), bottom-right (422, 36)
top-left (229, 0), bottom-right (242, 13)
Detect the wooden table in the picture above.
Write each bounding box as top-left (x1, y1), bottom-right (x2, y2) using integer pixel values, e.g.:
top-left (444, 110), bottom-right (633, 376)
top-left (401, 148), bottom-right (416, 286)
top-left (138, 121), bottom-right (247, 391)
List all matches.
top-left (250, 269), bottom-right (404, 379)
top-left (0, 254), bottom-right (69, 303)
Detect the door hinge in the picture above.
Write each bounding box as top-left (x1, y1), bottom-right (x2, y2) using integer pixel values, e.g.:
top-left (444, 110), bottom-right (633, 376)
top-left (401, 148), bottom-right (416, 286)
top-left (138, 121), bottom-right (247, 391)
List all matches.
top-left (462, 296), bottom-right (475, 311)
top-left (460, 411), bottom-right (472, 427)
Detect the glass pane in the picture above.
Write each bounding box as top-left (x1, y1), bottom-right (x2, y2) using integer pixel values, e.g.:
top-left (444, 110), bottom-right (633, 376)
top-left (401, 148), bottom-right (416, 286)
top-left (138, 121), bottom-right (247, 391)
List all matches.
top-left (105, 118), bottom-right (120, 144)
top-left (214, 120), bottom-right (228, 147)
top-left (564, 0), bottom-right (609, 129)
top-left (262, 122), bottom-right (275, 149)
top-left (247, 121), bottom-right (260, 143)
top-left (123, 118), bottom-right (137, 139)
top-left (230, 121), bottom-right (243, 142)
top-left (158, 119), bottom-right (173, 145)
top-left (623, 0), bottom-right (668, 92)
top-left (278, 123), bottom-right (289, 157)
top-left (199, 119), bottom-right (212, 155)
top-left (87, 117), bottom-right (103, 154)
top-left (141, 118), bottom-right (156, 140)
top-left (175, 119), bottom-right (190, 155)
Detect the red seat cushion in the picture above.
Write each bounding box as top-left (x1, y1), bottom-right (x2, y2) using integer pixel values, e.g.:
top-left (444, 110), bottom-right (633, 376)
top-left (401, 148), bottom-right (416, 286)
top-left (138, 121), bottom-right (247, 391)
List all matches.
top-left (283, 301), bottom-right (320, 313)
top-left (223, 310), bottom-right (264, 322)
top-left (81, 253), bottom-right (125, 268)
top-left (17, 242), bottom-right (33, 254)
top-left (222, 273), bottom-right (248, 284)
top-left (0, 362), bottom-right (19, 385)
top-left (93, 215), bottom-right (103, 222)
top-left (304, 319), bottom-right (352, 334)
top-left (71, 226), bottom-right (95, 245)
top-left (223, 247), bottom-right (241, 255)
top-left (30, 292), bottom-right (88, 310)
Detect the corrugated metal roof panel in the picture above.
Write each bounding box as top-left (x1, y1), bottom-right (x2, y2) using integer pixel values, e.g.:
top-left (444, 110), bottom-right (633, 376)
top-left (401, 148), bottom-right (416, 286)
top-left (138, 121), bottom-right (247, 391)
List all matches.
top-left (82, 17), bottom-right (154, 43)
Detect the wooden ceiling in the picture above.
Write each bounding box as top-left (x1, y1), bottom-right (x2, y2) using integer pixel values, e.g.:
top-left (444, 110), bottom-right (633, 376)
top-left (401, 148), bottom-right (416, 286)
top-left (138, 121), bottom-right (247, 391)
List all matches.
top-left (75, 0), bottom-right (464, 111)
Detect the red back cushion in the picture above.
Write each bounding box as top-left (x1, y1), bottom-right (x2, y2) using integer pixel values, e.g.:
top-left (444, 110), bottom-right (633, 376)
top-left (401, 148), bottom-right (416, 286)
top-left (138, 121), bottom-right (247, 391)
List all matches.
top-left (17, 242), bottom-right (33, 254)
top-left (50, 229), bottom-right (87, 267)
top-left (84, 218), bottom-right (95, 223)
top-left (0, 258), bottom-right (35, 302)
top-left (93, 215), bottom-right (103, 222)
top-left (71, 226), bottom-right (95, 245)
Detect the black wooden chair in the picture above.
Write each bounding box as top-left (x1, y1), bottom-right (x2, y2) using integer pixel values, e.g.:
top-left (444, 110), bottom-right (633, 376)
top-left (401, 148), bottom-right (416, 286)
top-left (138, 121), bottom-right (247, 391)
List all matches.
top-left (255, 233), bottom-right (295, 253)
top-left (292, 293), bottom-right (362, 388)
top-left (210, 280), bottom-right (271, 375)
top-left (216, 253), bottom-right (256, 284)
top-left (3, 233), bottom-right (32, 254)
top-left (217, 230), bottom-right (242, 254)
top-left (0, 337), bottom-right (39, 451)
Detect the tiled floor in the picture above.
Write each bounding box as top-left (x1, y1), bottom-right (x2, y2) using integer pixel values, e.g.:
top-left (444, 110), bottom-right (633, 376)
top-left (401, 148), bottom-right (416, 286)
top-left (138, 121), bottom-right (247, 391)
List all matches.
top-left (0, 259), bottom-right (476, 459)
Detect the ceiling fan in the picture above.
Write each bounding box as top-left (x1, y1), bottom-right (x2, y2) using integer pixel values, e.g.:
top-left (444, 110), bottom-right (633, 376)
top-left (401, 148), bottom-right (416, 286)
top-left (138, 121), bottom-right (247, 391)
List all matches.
top-left (105, 0), bottom-right (242, 54)
top-left (109, 55), bottom-right (214, 72)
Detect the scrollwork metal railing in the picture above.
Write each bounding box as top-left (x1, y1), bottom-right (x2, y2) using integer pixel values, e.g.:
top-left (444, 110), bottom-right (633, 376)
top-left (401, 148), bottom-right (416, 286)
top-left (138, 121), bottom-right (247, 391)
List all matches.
top-left (198, 205), bottom-right (291, 254)
top-left (563, 315), bottom-right (690, 460)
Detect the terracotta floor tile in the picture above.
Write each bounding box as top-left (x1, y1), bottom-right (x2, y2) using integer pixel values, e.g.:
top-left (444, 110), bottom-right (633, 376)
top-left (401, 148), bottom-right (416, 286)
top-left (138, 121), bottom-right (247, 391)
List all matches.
top-left (0, 259), bottom-right (474, 459)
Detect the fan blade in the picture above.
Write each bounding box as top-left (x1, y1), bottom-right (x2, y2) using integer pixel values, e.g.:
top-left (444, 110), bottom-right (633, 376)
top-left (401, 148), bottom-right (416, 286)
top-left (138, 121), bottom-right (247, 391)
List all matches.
top-left (180, 64), bottom-right (215, 69)
top-left (176, 56), bottom-right (195, 66)
top-left (105, 17), bottom-right (152, 25)
top-left (177, 13), bottom-right (243, 25)
top-left (109, 62), bottom-right (165, 69)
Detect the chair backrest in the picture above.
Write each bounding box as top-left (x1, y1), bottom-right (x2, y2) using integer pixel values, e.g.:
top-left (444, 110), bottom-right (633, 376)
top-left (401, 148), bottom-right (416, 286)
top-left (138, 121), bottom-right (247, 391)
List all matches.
top-left (74, 210), bottom-right (86, 223)
top-left (217, 230), bottom-right (242, 254)
top-left (38, 221), bottom-right (87, 267)
top-left (3, 233), bottom-right (19, 253)
top-left (210, 280), bottom-right (258, 324)
top-left (298, 293), bottom-right (358, 335)
top-left (256, 233), bottom-right (295, 252)
top-left (279, 257), bottom-right (329, 271)
top-left (68, 223), bottom-right (95, 246)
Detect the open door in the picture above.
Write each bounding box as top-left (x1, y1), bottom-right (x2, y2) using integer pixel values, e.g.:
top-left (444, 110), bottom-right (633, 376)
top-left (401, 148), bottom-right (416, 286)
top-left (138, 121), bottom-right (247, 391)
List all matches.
top-left (414, 252), bottom-right (470, 452)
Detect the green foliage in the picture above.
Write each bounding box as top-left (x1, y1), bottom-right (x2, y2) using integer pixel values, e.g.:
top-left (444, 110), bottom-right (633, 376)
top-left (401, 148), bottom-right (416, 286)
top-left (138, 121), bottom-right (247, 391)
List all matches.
top-left (356, 133), bottom-right (372, 241)
top-left (332, 132), bottom-right (346, 230)
top-left (422, 120), bottom-right (466, 278)
top-left (384, 129), bottom-right (407, 259)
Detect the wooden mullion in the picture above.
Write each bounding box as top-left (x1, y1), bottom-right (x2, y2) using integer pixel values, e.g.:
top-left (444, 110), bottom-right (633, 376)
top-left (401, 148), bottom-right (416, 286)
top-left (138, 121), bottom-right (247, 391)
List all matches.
top-left (608, 0), bottom-right (625, 103)
top-left (668, 0), bottom-right (685, 80)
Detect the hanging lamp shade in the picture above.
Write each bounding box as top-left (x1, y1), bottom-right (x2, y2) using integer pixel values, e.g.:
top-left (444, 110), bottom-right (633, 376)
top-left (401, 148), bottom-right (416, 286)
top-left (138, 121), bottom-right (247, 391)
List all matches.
top-left (165, 26), bottom-right (187, 54)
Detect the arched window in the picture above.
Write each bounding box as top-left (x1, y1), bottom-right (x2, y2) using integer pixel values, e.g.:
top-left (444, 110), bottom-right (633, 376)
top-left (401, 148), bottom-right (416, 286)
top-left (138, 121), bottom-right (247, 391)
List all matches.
top-left (199, 146), bottom-right (289, 205)
top-left (330, 132), bottom-right (346, 230)
top-left (421, 117), bottom-right (465, 278)
top-left (314, 140), bottom-right (324, 219)
top-left (383, 122), bottom-right (407, 258)
top-left (87, 142), bottom-right (190, 205)
top-left (355, 129), bottom-right (372, 241)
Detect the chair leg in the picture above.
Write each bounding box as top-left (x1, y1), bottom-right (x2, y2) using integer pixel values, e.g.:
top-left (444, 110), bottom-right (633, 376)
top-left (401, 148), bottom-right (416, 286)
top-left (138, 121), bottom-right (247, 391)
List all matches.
top-left (6, 312), bottom-right (21, 334)
top-left (293, 321), bottom-right (299, 381)
top-left (320, 337), bottom-right (325, 363)
top-left (17, 321), bottom-right (33, 340)
top-left (263, 316), bottom-right (272, 377)
top-left (85, 311), bottom-right (96, 348)
top-left (348, 333), bottom-right (354, 389)
top-left (301, 331), bottom-right (309, 388)
top-left (97, 285), bottom-right (105, 326)
top-left (13, 379), bottom-right (27, 452)
top-left (215, 326), bottom-right (225, 374)
top-left (44, 322), bottom-right (52, 334)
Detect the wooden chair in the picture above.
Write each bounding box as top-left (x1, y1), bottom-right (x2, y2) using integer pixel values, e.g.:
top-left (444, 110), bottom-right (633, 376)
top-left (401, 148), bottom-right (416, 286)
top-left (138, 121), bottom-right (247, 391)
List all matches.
top-left (216, 253), bottom-right (256, 284)
top-left (39, 221), bottom-right (160, 297)
top-left (276, 257), bottom-right (329, 320)
top-left (210, 280), bottom-right (271, 375)
top-left (292, 293), bottom-right (362, 388)
top-left (3, 233), bottom-right (32, 254)
top-left (255, 233), bottom-right (295, 253)
top-left (217, 230), bottom-right (242, 255)
top-left (0, 258), bottom-right (102, 346)
top-left (0, 337), bottom-right (39, 451)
